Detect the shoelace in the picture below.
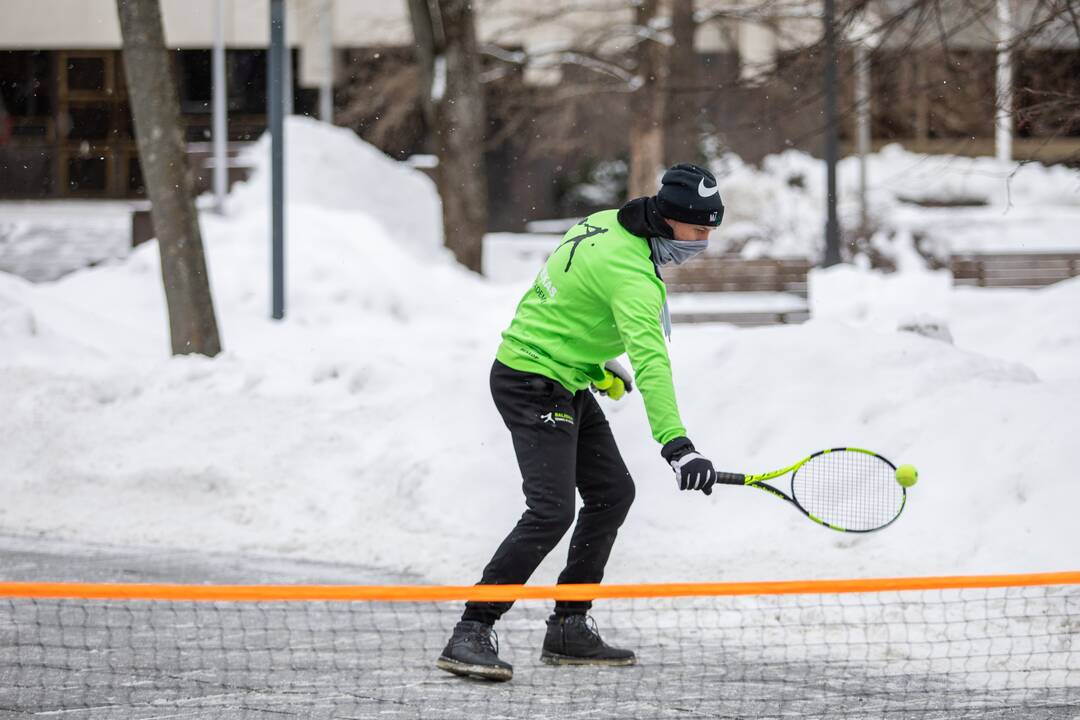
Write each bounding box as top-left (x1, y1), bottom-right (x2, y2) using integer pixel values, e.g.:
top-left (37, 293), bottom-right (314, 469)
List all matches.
top-left (566, 615), bottom-right (603, 645)
top-left (461, 625), bottom-right (499, 655)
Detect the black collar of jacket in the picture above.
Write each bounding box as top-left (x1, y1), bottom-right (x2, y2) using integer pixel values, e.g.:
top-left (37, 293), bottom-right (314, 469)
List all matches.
top-left (617, 196), bottom-right (672, 279)
top-left (617, 196), bottom-right (674, 240)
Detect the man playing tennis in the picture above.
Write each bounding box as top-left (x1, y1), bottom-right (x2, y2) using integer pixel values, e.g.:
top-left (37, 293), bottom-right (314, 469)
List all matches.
top-left (437, 164), bottom-right (725, 682)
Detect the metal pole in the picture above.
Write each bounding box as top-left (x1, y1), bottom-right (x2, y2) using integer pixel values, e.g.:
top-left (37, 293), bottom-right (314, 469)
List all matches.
top-left (319, 0), bottom-right (334, 123)
top-left (212, 0), bottom-right (227, 214)
top-left (854, 41), bottom-right (871, 236)
top-left (995, 0), bottom-right (1013, 162)
top-left (283, 30), bottom-right (294, 116)
top-left (823, 0), bottom-right (841, 266)
top-left (269, 0), bottom-right (285, 319)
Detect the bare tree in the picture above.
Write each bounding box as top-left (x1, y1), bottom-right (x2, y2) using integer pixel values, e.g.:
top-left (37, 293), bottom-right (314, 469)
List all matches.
top-left (628, 0), bottom-right (669, 198)
top-left (116, 0), bottom-right (221, 356)
top-left (353, 0), bottom-right (1079, 228)
top-left (665, 0), bottom-right (702, 165)
top-left (407, 0), bottom-right (488, 272)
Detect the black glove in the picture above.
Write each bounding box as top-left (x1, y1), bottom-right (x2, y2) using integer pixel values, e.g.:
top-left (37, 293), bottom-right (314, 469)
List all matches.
top-left (661, 437), bottom-right (716, 495)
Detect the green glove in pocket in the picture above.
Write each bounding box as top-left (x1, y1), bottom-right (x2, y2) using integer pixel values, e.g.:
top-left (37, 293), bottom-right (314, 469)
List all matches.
top-left (593, 359), bottom-right (633, 401)
top-left (594, 371), bottom-right (627, 400)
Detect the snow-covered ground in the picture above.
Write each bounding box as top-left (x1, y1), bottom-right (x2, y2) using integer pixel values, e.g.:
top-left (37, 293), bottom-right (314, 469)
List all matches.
top-left (2, 117), bottom-right (1078, 588)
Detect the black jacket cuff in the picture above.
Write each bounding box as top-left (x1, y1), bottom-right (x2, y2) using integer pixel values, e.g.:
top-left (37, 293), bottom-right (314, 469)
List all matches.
top-left (661, 436), bottom-right (695, 463)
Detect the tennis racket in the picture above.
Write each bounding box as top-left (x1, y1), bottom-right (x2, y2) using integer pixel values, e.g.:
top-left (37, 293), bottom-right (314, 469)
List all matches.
top-left (715, 447), bottom-right (906, 533)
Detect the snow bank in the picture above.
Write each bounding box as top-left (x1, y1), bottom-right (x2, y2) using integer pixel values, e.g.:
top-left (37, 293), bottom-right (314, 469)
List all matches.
top-left (809, 264), bottom-right (1080, 383)
top-left (808, 264), bottom-right (953, 329)
top-left (0, 201), bottom-right (133, 282)
top-left (951, 276), bottom-right (1080, 382)
top-left (228, 116), bottom-right (444, 254)
top-left (483, 232), bottom-right (560, 283)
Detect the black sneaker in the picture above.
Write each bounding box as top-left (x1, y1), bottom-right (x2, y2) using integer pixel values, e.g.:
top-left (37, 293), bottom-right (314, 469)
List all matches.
top-left (540, 614), bottom-right (637, 666)
top-left (436, 620), bottom-right (514, 681)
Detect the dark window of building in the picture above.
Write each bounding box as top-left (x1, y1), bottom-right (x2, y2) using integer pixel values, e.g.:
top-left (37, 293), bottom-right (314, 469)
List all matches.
top-left (0, 50), bottom-right (53, 117)
top-left (177, 50), bottom-right (211, 113)
top-left (229, 50), bottom-right (267, 114)
top-left (10, 123), bottom-right (50, 140)
top-left (128, 156), bottom-right (144, 195)
top-left (0, 147), bottom-right (53, 196)
top-left (67, 155), bottom-right (107, 193)
top-left (67, 57), bottom-right (107, 93)
top-left (1016, 50), bottom-right (1080, 138)
top-left (67, 105), bottom-right (111, 140)
top-left (176, 49), bottom-right (278, 115)
top-left (115, 102), bottom-right (133, 140)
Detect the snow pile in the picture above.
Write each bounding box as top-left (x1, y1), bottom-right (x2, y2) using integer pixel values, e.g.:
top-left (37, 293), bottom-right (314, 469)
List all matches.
top-left (0, 201), bottom-right (134, 282)
top-left (808, 264), bottom-right (953, 329)
top-left (859, 145), bottom-right (1080, 207)
top-left (712, 153), bottom-right (826, 258)
top-left (808, 262), bottom-right (1080, 383)
top-left (2, 120), bottom-right (1079, 585)
top-left (708, 144), bottom-right (1080, 259)
top-left (483, 232), bottom-right (561, 283)
top-left (227, 116), bottom-right (444, 254)
top-left (951, 276), bottom-right (1080, 382)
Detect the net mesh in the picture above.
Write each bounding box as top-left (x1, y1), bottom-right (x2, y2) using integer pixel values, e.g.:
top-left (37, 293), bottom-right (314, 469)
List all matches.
top-left (2, 582), bottom-right (1078, 719)
top-left (792, 450), bottom-right (905, 531)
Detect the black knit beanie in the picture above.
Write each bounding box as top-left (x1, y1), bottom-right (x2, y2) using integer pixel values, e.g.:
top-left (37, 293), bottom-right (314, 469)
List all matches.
top-left (654, 163), bottom-right (725, 227)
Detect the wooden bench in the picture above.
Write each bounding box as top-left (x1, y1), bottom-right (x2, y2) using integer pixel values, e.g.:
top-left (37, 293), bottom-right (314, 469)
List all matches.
top-left (663, 252), bottom-right (1080, 295)
top-left (670, 309), bottom-right (811, 326)
top-left (664, 255), bottom-right (812, 295)
top-left (663, 251), bottom-right (1080, 325)
top-left (948, 253), bottom-right (1080, 288)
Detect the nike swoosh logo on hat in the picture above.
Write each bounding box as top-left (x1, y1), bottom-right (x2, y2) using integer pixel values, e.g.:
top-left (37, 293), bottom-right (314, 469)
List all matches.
top-left (697, 178), bottom-right (720, 198)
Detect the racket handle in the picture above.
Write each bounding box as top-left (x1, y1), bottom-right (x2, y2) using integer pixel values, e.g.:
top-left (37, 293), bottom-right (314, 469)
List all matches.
top-left (715, 472), bottom-right (746, 486)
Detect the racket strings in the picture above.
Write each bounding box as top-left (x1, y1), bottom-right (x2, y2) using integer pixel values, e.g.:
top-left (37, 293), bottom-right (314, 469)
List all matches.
top-left (791, 450), bottom-right (903, 531)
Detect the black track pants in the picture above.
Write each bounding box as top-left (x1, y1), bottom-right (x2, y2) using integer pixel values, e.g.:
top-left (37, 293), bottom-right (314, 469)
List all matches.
top-left (462, 360), bottom-right (636, 626)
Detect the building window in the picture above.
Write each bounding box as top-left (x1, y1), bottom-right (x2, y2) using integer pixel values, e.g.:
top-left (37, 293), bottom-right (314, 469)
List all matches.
top-left (66, 105), bottom-right (112, 140)
top-left (66, 57), bottom-right (108, 93)
top-left (0, 50), bottom-right (54, 118)
top-left (177, 50), bottom-right (212, 114)
top-left (67, 155), bottom-right (108, 193)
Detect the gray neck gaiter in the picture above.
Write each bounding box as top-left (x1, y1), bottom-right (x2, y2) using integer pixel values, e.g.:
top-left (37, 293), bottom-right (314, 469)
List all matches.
top-left (649, 237), bottom-right (708, 341)
top-left (649, 236), bottom-right (708, 266)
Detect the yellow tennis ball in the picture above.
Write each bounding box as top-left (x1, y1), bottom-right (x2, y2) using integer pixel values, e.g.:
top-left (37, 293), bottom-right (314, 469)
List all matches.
top-left (895, 464), bottom-right (918, 488)
top-left (594, 372), bottom-right (614, 390)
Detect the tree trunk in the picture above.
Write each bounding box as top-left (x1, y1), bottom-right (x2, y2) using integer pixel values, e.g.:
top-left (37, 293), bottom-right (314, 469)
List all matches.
top-left (407, 0), bottom-right (488, 273)
top-left (406, 0), bottom-right (438, 128)
top-left (665, 0), bottom-right (700, 165)
top-left (116, 0), bottom-right (221, 356)
top-left (628, 0), bottom-right (668, 199)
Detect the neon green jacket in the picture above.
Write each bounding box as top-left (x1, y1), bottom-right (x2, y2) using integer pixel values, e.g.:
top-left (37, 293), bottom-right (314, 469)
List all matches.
top-left (496, 209), bottom-right (687, 445)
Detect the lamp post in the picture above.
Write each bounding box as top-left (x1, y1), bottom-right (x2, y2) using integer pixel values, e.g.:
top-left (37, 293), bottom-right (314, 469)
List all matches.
top-left (212, 0), bottom-right (227, 214)
top-left (269, 0), bottom-right (285, 319)
top-left (823, 0), bottom-right (841, 266)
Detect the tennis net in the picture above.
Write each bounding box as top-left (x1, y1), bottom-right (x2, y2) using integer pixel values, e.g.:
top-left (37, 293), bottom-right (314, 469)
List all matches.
top-left (1, 573), bottom-right (1078, 719)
